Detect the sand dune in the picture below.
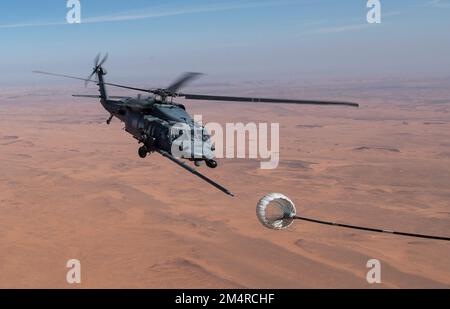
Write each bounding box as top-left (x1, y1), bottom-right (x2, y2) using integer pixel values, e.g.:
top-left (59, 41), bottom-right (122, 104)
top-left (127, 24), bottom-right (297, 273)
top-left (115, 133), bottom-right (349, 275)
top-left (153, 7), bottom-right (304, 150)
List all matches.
top-left (0, 79), bottom-right (449, 288)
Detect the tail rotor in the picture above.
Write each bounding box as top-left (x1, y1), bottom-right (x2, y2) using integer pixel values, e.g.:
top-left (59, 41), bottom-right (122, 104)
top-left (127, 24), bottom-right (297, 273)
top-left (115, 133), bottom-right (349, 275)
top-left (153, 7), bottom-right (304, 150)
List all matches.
top-left (85, 53), bottom-right (108, 87)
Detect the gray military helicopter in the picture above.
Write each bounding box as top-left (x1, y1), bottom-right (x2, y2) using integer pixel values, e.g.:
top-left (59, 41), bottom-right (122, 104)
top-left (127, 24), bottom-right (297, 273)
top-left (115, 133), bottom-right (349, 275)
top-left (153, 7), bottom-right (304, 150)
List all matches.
top-left (34, 54), bottom-right (359, 197)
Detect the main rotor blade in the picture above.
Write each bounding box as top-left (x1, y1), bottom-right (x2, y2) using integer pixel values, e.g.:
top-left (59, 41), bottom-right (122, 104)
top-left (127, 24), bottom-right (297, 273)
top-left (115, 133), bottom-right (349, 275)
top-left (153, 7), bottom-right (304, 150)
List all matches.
top-left (34, 70), bottom-right (155, 93)
top-left (72, 94), bottom-right (131, 99)
top-left (34, 70), bottom-right (359, 107)
top-left (181, 94), bottom-right (359, 107)
top-left (157, 150), bottom-right (234, 197)
top-left (101, 82), bottom-right (155, 93)
top-left (166, 72), bottom-right (203, 93)
top-left (33, 70), bottom-right (96, 83)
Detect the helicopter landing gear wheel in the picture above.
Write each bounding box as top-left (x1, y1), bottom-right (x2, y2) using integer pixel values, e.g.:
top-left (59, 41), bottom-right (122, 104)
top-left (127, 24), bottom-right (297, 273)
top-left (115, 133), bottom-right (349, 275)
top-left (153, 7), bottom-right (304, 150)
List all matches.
top-left (138, 146), bottom-right (148, 159)
top-left (206, 160), bottom-right (218, 169)
top-left (106, 114), bottom-right (113, 125)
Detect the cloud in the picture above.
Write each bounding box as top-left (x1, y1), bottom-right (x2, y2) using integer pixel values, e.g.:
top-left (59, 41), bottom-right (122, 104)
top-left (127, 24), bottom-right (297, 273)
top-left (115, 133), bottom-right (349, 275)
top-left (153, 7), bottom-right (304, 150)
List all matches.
top-left (298, 9), bottom-right (399, 36)
top-left (422, 0), bottom-right (450, 8)
top-left (0, 0), bottom-right (296, 29)
top-left (299, 23), bottom-right (373, 36)
top-left (383, 11), bottom-right (401, 17)
top-left (0, 21), bottom-right (63, 29)
top-left (84, 1), bottom-right (288, 23)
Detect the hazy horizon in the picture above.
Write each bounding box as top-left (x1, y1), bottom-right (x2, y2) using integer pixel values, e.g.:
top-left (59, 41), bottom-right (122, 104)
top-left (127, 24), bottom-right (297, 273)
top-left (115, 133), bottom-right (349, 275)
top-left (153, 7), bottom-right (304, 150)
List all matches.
top-left (1, 0), bottom-right (449, 87)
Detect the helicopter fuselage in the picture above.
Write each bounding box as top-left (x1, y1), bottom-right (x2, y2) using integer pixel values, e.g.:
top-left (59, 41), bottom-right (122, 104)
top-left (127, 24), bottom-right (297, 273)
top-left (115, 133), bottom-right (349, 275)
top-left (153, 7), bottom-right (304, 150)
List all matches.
top-left (100, 97), bottom-right (216, 165)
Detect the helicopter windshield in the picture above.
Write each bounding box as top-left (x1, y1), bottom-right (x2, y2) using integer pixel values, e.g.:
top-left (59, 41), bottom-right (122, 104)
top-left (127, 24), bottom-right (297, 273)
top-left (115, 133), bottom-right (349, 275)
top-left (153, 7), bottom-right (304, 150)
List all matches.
top-left (154, 104), bottom-right (192, 123)
top-left (192, 124), bottom-right (210, 142)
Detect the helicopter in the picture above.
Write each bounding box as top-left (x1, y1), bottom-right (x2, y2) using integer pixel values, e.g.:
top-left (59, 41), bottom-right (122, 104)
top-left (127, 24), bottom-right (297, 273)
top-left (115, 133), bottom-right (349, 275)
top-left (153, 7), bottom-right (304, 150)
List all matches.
top-left (34, 53), bottom-right (359, 197)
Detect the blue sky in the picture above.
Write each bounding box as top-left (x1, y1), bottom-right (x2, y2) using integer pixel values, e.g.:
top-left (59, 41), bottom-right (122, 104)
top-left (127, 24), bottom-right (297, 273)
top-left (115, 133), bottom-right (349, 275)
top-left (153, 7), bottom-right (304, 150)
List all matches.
top-left (0, 0), bottom-right (449, 86)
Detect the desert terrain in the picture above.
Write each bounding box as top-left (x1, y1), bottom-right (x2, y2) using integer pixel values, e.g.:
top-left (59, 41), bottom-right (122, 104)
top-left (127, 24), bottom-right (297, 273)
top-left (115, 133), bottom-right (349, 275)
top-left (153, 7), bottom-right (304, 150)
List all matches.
top-left (0, 78), bottom-right (449, 288)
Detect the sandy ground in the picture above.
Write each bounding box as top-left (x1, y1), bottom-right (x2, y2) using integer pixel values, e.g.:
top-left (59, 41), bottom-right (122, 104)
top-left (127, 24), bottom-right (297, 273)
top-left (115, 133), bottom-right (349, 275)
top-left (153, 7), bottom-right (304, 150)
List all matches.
top-left (0, 78), bottom-right (449, 288)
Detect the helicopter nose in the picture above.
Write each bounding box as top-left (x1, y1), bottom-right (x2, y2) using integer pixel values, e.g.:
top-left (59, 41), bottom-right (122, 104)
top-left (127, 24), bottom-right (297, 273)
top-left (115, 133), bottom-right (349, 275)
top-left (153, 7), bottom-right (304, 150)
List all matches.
top-left (202, 147), bottom-right (215, 160)
top-left (177, 139), bottom-right (215, 160)
top-left (200, 139), bottom-right (215, 160)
